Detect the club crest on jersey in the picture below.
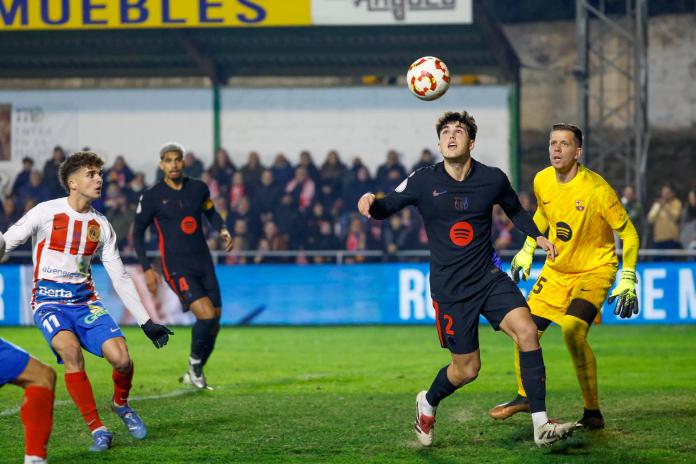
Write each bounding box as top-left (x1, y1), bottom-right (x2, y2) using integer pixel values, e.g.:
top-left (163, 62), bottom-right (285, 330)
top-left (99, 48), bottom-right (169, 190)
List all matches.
top-left (575, 200), bottom-right (585, 211)
top-left (87, 223), bottom-right (100, 242)
top-left (454, 197), bottom-right (468, 211)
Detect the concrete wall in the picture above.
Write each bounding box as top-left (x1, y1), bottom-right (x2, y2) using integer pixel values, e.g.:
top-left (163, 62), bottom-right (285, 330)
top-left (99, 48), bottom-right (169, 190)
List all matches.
top-left (503, 14), bottom-right (696, 131)
top-left (0, 86), bottom-right (510, 186)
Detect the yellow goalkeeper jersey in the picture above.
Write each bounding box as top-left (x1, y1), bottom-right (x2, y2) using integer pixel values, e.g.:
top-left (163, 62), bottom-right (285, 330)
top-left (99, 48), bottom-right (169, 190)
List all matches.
top-left (533, 164), bottom-right (629, 274)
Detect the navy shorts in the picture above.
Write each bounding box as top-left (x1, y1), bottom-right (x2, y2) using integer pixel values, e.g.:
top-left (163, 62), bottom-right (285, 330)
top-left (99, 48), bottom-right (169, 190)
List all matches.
top-left (0, 338), bottom-right (30, 386)
top-left (33, 301), bottom-right (124, 364)
top-left (433, 273), bottom-right (528, 354)
top-left (162, 257), bottom-right (221, 310)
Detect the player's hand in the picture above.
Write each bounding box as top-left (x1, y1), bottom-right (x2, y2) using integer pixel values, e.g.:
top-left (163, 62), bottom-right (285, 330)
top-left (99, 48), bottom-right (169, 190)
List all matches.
top-left (357, 193), bottom-right (375, 219)
top-left (536, 236), bottom-right (557, 262)
top-left (510, 239), bottom-right (535, 283)
top-left (141, 319), bottom-right (174, 348)
top-left (144, 269), bottom-right (161, 295)
top-left (221, 229), bottom-right (234, 252)
top-left (608, 269), bottom-right (639, 318)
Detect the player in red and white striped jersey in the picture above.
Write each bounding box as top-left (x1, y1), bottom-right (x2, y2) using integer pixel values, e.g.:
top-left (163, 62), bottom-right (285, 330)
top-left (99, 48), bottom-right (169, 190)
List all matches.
top-left (2, 151), bottom-right (173, 452)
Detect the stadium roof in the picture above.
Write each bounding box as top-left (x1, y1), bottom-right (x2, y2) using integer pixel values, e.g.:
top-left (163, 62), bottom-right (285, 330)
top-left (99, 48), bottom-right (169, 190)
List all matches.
top-left (0, 2), bottom-right (518, 83)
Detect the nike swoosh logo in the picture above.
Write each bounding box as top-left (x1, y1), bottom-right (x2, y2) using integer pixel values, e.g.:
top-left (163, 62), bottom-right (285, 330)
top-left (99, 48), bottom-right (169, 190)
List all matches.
top-left (110, 328), bottom-right (120, 333)
top-left (432, 190), bottom-right (448, 197)
top-left (580, 288), bottom-right (591, 292)
top-left (543, 201), bottom-right (551, 204)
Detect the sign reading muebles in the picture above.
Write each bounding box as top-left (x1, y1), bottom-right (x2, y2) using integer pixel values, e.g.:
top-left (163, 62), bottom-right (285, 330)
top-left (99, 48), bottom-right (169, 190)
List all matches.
top-left (0, 0), bottom-right (471, 30)
top-left (0, 0), bottom-right (311, 29)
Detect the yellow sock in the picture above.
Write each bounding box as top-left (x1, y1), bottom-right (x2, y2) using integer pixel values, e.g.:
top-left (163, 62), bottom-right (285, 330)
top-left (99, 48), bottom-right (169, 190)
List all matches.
top-left (514, 330), bottom-right (544, 397)
top-left (560, 315), bottom-right (599, 410)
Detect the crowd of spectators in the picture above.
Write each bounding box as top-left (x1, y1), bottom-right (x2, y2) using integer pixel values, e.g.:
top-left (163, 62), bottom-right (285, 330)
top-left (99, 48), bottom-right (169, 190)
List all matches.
top-left (1, 145), bottom-right (695, 264)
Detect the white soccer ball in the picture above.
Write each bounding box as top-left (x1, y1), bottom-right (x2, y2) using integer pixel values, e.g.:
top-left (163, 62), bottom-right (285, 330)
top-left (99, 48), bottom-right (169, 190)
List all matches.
top-left (406, 56), bottom-right (451, 101)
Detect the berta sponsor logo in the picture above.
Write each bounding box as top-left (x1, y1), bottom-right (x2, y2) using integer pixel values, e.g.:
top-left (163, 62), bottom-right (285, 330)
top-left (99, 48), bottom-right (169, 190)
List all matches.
top-left (37, 286), bottom-right (74, 298)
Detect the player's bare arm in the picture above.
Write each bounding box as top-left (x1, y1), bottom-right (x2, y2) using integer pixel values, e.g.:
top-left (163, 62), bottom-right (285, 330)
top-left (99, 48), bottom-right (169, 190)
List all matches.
top-left (144, 269), bottom-right (161, 295)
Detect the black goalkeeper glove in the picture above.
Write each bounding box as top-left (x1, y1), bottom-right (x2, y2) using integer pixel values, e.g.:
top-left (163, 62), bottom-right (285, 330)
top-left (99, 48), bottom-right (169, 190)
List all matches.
top-left (141, 319), bottom-right (174, 348)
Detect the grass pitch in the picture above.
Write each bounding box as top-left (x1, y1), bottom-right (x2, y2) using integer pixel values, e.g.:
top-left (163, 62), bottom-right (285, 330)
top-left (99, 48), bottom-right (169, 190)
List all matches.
top-left (1, 324), bottom-right (695, 463)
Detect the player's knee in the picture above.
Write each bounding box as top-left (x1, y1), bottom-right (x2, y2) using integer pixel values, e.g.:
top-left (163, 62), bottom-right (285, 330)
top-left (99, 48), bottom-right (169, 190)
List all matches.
top-left (561, 316), bottom-right (589, 351)
top-left (515, 324), bottom-right (540, 351)
top-left (37, 363), bottom-right (56, 390)
top-left (57, 344), bottom-right (83, 370)
top-left (24, 360), bottom-right (56, 390)
top-left (450, 362), bottom-right (480, 385)
top-left (110, 354), bottom-right (132, 372)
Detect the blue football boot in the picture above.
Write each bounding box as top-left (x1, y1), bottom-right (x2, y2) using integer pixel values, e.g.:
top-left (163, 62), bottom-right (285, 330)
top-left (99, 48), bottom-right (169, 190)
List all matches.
top-left (111, 400), bottom-right (148, 440)
top-left (89, 429), bottom-right (113, 452)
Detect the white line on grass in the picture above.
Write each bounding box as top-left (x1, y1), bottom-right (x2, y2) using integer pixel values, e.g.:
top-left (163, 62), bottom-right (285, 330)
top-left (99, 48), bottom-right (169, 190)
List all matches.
top-left (0, 387), bottom-right (199, 417)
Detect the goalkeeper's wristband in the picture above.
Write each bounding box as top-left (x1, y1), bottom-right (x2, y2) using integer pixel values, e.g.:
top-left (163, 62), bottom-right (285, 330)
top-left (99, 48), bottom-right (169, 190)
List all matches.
top-left (522, 236), bottom-right (537, 254)
top-left (620, 268), bottom-right (637, 282)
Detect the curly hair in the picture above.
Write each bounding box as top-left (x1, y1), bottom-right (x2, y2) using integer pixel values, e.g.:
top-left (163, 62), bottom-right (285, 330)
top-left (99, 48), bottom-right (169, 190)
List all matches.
top-left (58, 151), bottom-right (104, 193)
top-left (435, 111), bottom-right (478, 140)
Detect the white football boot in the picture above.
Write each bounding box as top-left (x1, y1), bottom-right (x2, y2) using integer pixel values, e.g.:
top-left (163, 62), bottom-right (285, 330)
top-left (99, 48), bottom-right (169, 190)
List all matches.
top-left (534, 419), bottom-right (578, 446)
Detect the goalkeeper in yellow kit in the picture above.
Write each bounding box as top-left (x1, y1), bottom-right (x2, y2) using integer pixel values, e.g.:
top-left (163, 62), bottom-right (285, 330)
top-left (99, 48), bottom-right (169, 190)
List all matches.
top-left (489, 124), bottom-right (640, 429)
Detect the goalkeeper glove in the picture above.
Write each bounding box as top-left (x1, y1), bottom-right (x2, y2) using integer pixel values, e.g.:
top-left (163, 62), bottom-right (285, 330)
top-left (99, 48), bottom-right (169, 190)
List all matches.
top-left (510, 237), bottom-right (536, 283)
top-left (607, 269), bottom-right (639, 319)
top-left (141, 319), bottom-right (174, 348)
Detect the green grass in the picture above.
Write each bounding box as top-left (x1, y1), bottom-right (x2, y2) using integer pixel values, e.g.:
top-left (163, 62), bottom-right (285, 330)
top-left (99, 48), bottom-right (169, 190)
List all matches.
top-left (1, 325), bottom-right (695, 463)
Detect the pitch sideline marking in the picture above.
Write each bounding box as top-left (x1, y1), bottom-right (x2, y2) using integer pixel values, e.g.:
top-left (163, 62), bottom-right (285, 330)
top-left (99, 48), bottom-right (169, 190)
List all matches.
top-left (0, 372), bottom-right (334, 417)
top-left (0, 387), bottom-right (198, 417)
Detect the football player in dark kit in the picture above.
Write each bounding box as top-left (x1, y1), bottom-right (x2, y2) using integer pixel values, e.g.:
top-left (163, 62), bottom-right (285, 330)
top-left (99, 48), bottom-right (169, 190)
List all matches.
top-left (133, 143), bottom-right (233, 390)
top-left (358, 111), bottom-right (577, 447)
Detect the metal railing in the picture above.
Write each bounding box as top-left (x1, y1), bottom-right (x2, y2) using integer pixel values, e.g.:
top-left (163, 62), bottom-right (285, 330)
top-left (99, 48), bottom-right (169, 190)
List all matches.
top-left (4, 248), bottom-right (695, 265)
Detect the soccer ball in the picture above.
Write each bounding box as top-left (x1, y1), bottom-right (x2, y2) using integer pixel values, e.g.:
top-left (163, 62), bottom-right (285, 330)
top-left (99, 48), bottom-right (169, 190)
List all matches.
top-left (406, 56), bottom-right (451, 101)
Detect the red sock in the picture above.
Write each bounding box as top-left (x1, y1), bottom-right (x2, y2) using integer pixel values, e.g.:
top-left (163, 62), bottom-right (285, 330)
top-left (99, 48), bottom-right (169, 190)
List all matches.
top-left (112, 365), bottom-right (134, 407)
top-left (21, 386), bottom-right (54, 459)
top-left (64, 371), bottom-right (103, 432)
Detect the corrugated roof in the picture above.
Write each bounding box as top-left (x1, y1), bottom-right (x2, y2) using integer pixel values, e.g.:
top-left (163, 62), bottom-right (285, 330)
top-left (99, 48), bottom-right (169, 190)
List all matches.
top-left (0, 3), bottom-right (518, 82)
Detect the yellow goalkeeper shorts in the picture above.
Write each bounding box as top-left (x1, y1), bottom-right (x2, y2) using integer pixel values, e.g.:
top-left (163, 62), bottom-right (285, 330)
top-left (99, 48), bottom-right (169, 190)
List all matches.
top-left (527, 265), bottom-right (617, 325)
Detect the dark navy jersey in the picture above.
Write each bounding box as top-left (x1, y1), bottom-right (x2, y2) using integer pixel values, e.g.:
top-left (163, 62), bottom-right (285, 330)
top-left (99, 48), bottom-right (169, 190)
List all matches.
top-left (133, 177), bottom-right (224, 271)
top-left (369, 160), bottom-right (540, 303)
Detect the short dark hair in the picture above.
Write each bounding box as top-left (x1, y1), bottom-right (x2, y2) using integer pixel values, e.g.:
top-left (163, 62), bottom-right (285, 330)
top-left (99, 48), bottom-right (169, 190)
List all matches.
top-left (59, 151), bottom-right (104, 193)
top-left (551, 123), bottom-right (583, 147)
top-left (436, 111), bottom-right (477, 140)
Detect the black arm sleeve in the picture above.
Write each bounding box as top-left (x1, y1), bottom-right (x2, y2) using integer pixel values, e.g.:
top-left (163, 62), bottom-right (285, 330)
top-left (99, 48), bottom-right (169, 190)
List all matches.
top-left (368, 172), bottom-right (421, 220)
top-left (201, 185), bottom-right (225, 231)
top-left (133, 192), bottom-right (156, 271)
top-left (496, 170), bottom-right (542, 239)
